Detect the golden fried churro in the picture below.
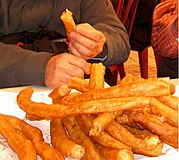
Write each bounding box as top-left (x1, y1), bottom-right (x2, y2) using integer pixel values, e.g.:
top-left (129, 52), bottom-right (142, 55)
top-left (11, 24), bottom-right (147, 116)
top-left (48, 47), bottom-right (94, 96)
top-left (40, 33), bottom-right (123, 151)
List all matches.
top-left (60, 9), bottom-right (76, 40)
top-left (99, 146), bottom-right (134, 160)
top-left (89, 63), bottom-right (105, 90)
top-left (156, 94), bottom-right (179, 111)
top-left (105, 120), bottom-right (160, 151)
top-left (89, 111), bottom-right (122, 136)
top-left (48, 84), bottom-right (71, 100)
top-left (17, 87), bottom-right (68, 119)
top-left (127, 111), bottom-right (179, 148)
top-left (0, 114), bottom-right (37, 160)
top-left (132, 142), bottom-right (164, 157)
top-left (120, 74), bottom-right (135, 85)
top-left (77, 114), bottom-right (129, 150)
top-left (65, 79), bottom-right (172, 104)
top-left (3, 115), bottom-right (43, 142)
top-left (122, 125), bottom-right (154, 139)
top-left (68, 77), bottom-right (89, 92)
top-left (50, 118), bottom-right (85, 159)
top-left (150, 98), bottom-right (178, 127)
top-left (2, 115), bottom-right (64, 160)
top-left (63, 116), bottom-right (102, 160)
top-left (62, 96), bottom-right (151, 116)
top-left (17, 88), bottom-right (150, 119)
top-left (25, 114), bottom-right (44, 121)
top-left (34, 141), bottom-right (64, 160)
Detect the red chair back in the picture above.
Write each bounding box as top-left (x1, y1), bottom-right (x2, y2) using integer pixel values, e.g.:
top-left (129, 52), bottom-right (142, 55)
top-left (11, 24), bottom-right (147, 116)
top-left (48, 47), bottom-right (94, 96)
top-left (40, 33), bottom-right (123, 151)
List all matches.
top-left (111, 0), bottom-right (139, 37)
top-left (109, 0), bottom-right (139, 83)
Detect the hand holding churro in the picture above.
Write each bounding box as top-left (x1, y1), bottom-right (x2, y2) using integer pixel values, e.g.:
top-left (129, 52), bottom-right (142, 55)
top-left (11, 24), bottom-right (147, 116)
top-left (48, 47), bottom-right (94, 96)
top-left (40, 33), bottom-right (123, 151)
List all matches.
top-left (60, 9), bottom-right (107, 60)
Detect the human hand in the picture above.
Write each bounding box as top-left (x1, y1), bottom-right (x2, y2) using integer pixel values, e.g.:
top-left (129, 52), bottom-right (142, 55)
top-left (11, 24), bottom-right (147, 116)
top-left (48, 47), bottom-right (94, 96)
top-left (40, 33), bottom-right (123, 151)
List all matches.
top-left (68, 23), bottom-right (106, 60)
top-left (45, 53), bottom-right (91, 88)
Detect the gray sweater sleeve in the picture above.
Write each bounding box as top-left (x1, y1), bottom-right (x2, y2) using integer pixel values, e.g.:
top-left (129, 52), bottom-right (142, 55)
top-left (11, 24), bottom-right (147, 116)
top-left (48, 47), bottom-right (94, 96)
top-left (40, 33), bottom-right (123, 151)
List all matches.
top-left (0, 0), bottom-right (130, 88)
top-left (78, 0), bottom-right (131, 67)
top-left (0, 42), bottom-right (52, 88)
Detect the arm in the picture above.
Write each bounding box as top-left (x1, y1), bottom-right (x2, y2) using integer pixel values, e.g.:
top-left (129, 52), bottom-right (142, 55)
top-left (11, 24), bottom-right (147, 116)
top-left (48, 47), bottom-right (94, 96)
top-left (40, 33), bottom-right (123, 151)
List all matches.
top-left (0, 43), bottom-right (91, 89)
top-left (67, 0), bottom-right (130, 67)
top-left (0, 42), bottom-right (51, 88)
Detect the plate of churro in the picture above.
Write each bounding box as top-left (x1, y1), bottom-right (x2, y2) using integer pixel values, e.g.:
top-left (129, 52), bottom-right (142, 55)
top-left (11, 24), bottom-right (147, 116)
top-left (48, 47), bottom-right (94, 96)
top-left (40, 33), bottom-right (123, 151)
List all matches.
top-left (0, 62), bottom-right (178, 160)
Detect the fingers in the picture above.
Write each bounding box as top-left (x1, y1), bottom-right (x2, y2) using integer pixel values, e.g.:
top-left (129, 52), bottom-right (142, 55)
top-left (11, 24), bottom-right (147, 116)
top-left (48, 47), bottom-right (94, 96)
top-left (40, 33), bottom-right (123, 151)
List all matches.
top-left (45, 54), bottom-right (91, 88)
top-left (60, 9), bottom-right (106, 60)
top-left (76, 23), bottom-right (105, 42)
top-left (68, 23), bottom-right (106, 59)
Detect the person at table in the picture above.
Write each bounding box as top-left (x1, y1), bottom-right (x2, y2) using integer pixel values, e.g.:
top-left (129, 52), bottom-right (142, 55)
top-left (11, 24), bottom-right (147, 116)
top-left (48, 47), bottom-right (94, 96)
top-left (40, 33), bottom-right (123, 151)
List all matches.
top-left (0, 0), bottom-right (130, 89)
top-left (151, 0), bottom-right (178, 78)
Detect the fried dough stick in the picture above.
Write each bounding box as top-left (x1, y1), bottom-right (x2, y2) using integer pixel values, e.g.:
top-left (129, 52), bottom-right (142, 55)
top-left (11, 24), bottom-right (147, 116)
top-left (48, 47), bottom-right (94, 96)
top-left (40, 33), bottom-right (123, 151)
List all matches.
top-left (26, 85), bottom-right (70, 120)
top-left (89, 111), bottom-right (122, 136)
top-left (17, 87), bottom-right (150, 119)
top-left (25, 114), bottom-right (45, 121)
top-left (33, 141), bottom-right (64, 160)
top-left (89, 63), bottom-right (106, 90)
top-left (2, 115), bottom-right (64, 160)
top-left (105, 120), bottom-right (160, 151)
top-left (77, 114), bottom-right (129, 150)
top-left (121, 124), bottom-right (164, 157)
top-left (50, 118), bottom-right (85, 159)
top-left (116, 113), bottom-right (148, 132)
top-left (65, 63), bottom-right (104, 102)
top-left (79, 62), bottom-right (128, 149)
top-left (86, 62), bottom-right (122, 138)
top-left (48, 84), bottom-right (71, 100)
top-left (150, 98), bottom-right (178, 127)
top-left (79, 62), bottom-right (128, 151)
top-left (60, 9), bottom-right (76, 40)
top-left (156, 94), bottom-right (179, 111)
top-left (62, 96), bottom-right (150, 115)
top-left (48, 84), bottom-right (72, 105)
top-left (68, 77), bottom-right (89, 92)
top-left (98, 146), bottom-right (134, 160)
top-left (17, 87), bottom-right (68, 119)
top-left (0, 114), bottom-right (37, 160)
top-left (3, 115), bottom-right (43, 142)
top-left (122, 125), bottom-right (154, 139)
top-left (62, 92), bottom-right (81, 105)
top-left (51, 92), bottom-right (81, 106)
top-left (63, 116), bottom-right (102, 160)
top-left (127, 111), bottom-right (179, 148)
top-left (65, 79), bottom-right (173, 104)
top-left (120, 74), bottom-right (135, 86)
top-left (132, 142), bottom-right (164, 157)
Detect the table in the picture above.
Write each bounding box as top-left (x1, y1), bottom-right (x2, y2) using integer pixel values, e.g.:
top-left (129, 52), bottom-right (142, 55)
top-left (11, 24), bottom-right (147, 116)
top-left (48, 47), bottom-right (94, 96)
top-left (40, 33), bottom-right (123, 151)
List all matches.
top-left (0, 79), bottom-right (179, 160)
top-left (0, 85), bottom-right (52, 92)
top-left (0, 78), bottom-right (178, 92)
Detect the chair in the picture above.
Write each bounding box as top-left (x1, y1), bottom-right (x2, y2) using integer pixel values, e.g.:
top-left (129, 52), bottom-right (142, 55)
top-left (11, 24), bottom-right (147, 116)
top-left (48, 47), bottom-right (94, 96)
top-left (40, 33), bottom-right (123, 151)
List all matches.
top-left (109, 0), bottom-right (149, 84)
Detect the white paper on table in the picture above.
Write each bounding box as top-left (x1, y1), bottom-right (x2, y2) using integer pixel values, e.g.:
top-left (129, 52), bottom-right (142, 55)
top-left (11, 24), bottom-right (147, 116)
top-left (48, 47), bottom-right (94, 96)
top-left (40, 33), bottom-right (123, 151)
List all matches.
top-left (0, 85), bottom-right (178, 160)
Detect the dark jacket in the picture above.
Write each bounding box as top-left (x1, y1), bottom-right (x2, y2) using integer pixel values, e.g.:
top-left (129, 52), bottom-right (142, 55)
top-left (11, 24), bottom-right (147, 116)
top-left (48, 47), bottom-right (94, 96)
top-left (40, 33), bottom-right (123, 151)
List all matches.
top-left (0, 0), bottom-right (130, 88)
top-left (112, 0), bottom-right (159, 51)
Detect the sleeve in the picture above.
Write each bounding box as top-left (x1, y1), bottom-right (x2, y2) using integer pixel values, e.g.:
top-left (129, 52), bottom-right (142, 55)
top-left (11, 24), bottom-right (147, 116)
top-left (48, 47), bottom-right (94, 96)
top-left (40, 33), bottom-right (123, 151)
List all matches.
top-left (80, 0), bottom-right (131, 67)
top-left (151, 0), bottom-right (178, 58)
top-left (0, 42), bottom-right (52, 88)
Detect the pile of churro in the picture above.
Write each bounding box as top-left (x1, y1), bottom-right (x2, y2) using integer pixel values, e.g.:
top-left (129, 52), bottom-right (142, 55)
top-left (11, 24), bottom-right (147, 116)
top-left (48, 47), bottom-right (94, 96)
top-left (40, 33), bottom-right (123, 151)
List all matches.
top-left (0, 62), bottom-right (178, 160)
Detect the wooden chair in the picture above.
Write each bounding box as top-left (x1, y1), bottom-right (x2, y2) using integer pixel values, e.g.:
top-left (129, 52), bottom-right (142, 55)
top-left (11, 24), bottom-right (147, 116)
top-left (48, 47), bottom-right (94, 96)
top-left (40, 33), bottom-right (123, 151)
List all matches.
top-left (109, 0), bottom-right (149, 84)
